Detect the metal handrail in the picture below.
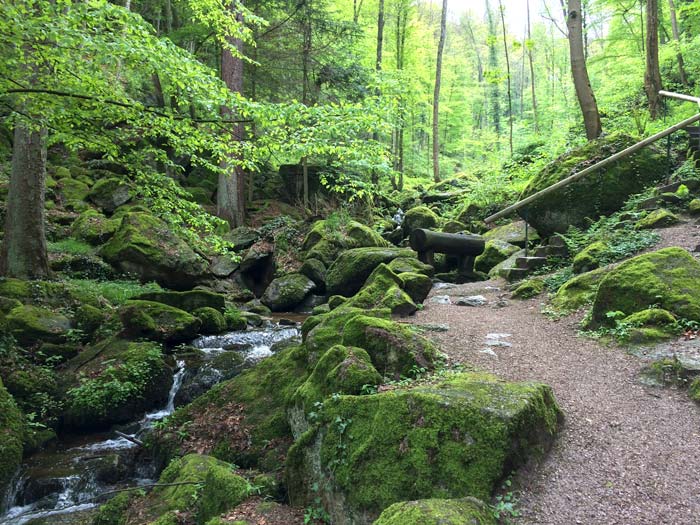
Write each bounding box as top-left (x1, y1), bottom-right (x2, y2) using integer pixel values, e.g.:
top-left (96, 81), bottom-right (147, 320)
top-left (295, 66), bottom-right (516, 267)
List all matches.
top-left (484, 91), bottom-right (700, 225)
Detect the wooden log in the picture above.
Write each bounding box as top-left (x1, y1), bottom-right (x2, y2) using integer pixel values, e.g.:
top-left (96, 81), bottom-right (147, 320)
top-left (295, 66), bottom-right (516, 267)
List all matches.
top-left (410, 229), bottom-right (485, 256)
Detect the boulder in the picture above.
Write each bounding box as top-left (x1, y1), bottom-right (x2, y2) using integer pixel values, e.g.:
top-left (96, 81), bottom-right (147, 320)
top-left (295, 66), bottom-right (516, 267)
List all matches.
top-left (88, 177), bottom-right (133, 214)
top-left (4, 305), bottom-right (72, 346)
top-left (194, 307), bottom-right (227, 335)
top-left (551, 267), bottom-right (609, 312)
top-left (303, 219), bottom-right (389, 267)
top-left (402, 206), bottom-right (439, 237)
top-left (590, 248), bottom-right (700, 326)
top-left (572, 241), bottom-right (607, 273)
top-left (119, 300), bottom-right (202, 343)
top-left (70, 209), bottom-right (119, 245)
top-left (373, 498), bottom-right (495, 525)
top-left (0, 378), bottom-right (24, 513)
top-left (689, 198), bottom-right (700, 215)
top-left (302, 307), bottom-right (391, 357)
top-left (387, 257), bottom-right (435, 277)
top-left (210, 254), bottom-right (239, 278)
top-left (239, 244), bottom-right (275, 296)
top-left (225, 226), bottom-right (260, 251)
top-left (299, 258), bottom-right (327, 292)
top-left (134, 290), bottom-right (226, 313)
top-left (341, 315), bottom-right (441, 377)
top-left (512, 279), bottom-right (545, 299)
top-left (58, 178), bottom-right (90, 205)
top-left (487, 249), bottom-right (525, 279)
top-left (341, 264), bottom-right (417, 317)
top-left (483, 221), bottom-right (538, 248)
top-left (63, 338), bottom-right (171, 429)
top-left (635, 208), bottom-right (680, 229)
top-left (399, 272), bottom-right (433, 304)
top-left (287, 372), bottom-right (562, 525)
top-left (99, 212), bottom-right (209, 290)
top-left (474, 239), bottom-right (520, 273)
top-left (261, 273), bottom-right (317, 312)
top-left (326, 247), bottom-right (415, 296)
top-left (519, 134), bottom-right (666, 236)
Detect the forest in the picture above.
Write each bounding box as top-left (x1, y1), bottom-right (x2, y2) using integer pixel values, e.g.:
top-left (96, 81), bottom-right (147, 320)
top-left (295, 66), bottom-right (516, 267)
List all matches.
top-left (1, 0), bottom-right (700, 524)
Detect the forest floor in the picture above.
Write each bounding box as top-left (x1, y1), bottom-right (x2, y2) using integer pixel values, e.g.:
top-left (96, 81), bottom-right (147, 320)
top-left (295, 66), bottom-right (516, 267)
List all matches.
top-left (408, 227), bottom-right (700, 525)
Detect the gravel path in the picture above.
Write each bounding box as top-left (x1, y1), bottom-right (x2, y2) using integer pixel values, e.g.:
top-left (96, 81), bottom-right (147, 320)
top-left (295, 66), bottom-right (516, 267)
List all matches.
top-left (409, 281), bottom-right (700, 525)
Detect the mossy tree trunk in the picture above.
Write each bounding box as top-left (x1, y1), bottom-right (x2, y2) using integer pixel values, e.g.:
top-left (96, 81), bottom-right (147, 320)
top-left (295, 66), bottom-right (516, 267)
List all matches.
top-left (567, 0), bottom-right (602, 140)
top-left (0, 121), bottom-right (50, 279)
top-left (432, 0), bottom-right (447, 183)
top-left (645, 0), bottom-right (663, 119)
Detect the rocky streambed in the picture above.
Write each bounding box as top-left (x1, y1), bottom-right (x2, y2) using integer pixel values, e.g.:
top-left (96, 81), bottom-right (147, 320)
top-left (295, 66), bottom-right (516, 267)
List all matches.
top-left (0, 321), bottom-right (301, 525)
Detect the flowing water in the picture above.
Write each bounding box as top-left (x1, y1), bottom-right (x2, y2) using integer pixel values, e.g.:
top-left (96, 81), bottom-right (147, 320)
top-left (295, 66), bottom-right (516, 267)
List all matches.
top-left (0, 321), bottom-right (301, 525)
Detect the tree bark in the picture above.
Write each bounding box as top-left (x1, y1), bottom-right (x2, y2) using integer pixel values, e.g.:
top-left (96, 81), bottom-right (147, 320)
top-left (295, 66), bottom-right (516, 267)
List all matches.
top-left (485, 0), bottom-right (501, 136)
top-left (432, 0), bottom-right (448, 183)
top-left (567, 0), bottom-right (602, 140)
top-left (218, 3), bottom-right (246, 227)
top-left (498, 0), bottom-right (513, 156)
top-left (527, 0), bottom-right (540, 133)
top-left (667, 0), bottom-right (688, 86)
top-left (645, 0), bottom-right (663, 119)
top-left (0, 122), bottom-right (50, 279)
top-left (371, 0), bottom-right (385, 187)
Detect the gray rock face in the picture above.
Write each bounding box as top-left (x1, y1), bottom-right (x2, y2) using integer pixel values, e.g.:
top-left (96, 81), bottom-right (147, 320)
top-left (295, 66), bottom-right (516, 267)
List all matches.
top-left (261, 273), bottom-right (317, 312)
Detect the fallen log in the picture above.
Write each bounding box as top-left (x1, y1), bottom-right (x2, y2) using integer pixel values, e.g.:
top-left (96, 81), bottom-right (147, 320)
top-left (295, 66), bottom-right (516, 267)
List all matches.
top-left (409, 229), bottom-right (485, 270)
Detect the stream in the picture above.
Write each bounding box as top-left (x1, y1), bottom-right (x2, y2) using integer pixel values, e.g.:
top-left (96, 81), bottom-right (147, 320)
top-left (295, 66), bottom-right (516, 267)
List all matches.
top-left (0, 320), bottom-right (301, 525)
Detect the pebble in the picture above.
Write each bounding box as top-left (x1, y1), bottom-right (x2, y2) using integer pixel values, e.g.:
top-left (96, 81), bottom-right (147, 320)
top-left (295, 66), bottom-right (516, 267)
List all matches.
top-left (430, 295), bottom-right (451, 305)
top-left (486, 333), bottom-right (512, 339)
top-left (455, 295), bottom-right (487, 307)
top-left (415, 323), bottom-right (450, 332)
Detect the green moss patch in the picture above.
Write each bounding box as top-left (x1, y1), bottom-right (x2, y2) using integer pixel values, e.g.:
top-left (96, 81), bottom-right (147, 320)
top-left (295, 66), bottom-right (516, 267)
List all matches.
top-left (374, 497), bottom-right (495, 525)
top-left (119, 300), bottom-right (201, 343)
top-left (326, 247), bottom-right (415, 297)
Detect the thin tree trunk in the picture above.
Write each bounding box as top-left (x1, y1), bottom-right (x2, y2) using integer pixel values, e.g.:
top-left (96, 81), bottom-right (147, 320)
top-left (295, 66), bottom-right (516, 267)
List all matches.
top-left (0, 122), bottom-right (50, 278)
top-left (527, 0), bottom-right (539, 132)
top-left (498, 0), bottom-right (513, 156)
top-left (218, 3), bottom-right (245, 227)
top-left (645, 0), bottom-right (663, 119)
top-left (301, 1), bottom-right (312, 208)
top-left (371, 0), bottom-right (385, 187)
top-left (433, 0), bottom-right (448, 183)
top-left (567, 0), bottom-right (602, 140)
top-left (353, 0), bottom-right (364, 23)
top-left (486, 0), bottom-right (501, 136)
top-left (667, 0), bottom-right (688, 85)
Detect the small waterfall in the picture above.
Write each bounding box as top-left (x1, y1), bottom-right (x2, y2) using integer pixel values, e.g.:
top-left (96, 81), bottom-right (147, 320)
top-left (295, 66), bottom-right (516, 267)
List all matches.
top-left (143, 360), bottom-right (186, 423)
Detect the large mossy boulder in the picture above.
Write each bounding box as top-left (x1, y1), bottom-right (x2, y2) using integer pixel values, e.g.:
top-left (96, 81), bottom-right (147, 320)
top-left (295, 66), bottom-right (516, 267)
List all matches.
top-left (150, 344), bottom-right (311, 471)
top-left (303, 219), bottom-right (389, 267)
top-left (589, 247), bottom-right (700, 326)
top-left (373, 498), bottom-right (495, 525)
top-left (100, 212), bottom-right (209, 289)
top-left (550, 267), bottom-right (609, 312)
top-left (134, 290), bottom-right (226, 313)
top-left (519, 134), bottom-right (666, 236)
top-left (261, 273), bottom-right (317, 312)
top-left (58, 178), bottom-right (90, 206)
top-left (402, 206), bottom-right (439, 237)
top-left (572, 241), bottom-right (607, 274)
top-left (483, 221), bottom-right (538, 248)
top-left (0, 378), bottom-right (24, 513)
top-left (341, 264), bottom-right (417, 316)
top-left (302, 307), bottom-right (392, 357)
top-left (387, 257), bottom-right (434, 277)
top-left (63, 338), bottom-right (171, 430)
top-left (119, 300), bottom-right (201, 343)
top-left (474, 239), bottom-right (520, 273)
top-left (4, 305), bottom-right (72, 346)
top-left (341, 315), bottom-right (441, 377)
top-left (88, 177), bottom-right (133, 214)
top-left (71, 209), bottom-right (120, 245)
top-left (635, 208), bottom-right (680, 230)
top-left (287, 372), bottom-right (562, 525)
top-left (326, 247), bottom-right (415, 297)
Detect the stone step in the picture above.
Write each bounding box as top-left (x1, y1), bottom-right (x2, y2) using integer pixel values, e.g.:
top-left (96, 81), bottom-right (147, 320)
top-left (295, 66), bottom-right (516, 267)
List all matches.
top-left (535, 246), bottom-right (547, 258)
top-left (516, 256), bottom-right (548, 270)
top-left (500, 267), bottom-right (529, 282)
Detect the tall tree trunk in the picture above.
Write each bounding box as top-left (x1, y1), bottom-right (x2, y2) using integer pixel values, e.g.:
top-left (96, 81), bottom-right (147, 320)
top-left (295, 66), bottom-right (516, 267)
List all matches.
top-left (371, 0), bottom-right (385, 187)
top-left (498, 0), bottom-right (513, 156)
top-left (301, 1), bottom-right (312, 208)
top-left (433, 0), bottom-right (448, 183)
top-left (667, 0), bottom-right (688, 85)
top-left (527, 0), bottom-right (540, 133)
top-left (645, 0), bottom-right (663, 119)
top-left (485, 0), bottom-right (501, 136)
top-left (219, 3), bottom-right (245, 227)
top-left (0, 122), bottom-right (50, 279)
top-left (567, 0), bottom-right (602, 140)
top-left (393, 0), bottom-right (408, 190)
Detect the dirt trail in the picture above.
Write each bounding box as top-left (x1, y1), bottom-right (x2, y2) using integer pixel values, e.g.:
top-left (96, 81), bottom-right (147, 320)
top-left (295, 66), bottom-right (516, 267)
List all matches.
top-left (409, 280), bottom-right (700, 525)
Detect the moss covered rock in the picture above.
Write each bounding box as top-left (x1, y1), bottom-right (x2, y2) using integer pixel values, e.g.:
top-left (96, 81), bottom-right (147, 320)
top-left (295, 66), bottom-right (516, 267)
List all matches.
top-left (341, 315), bottom-right (441, 377)
top-left (623, 309), bottom-right (677, 344)
top-left (303, 219), bottom-right (389, 267)
top-left (441, 220), bottom-right (468, 234)
top-left (64, 339), bottom-right (171, 430)
top-left (519, 134), bottom-right (666, 236)
top-left (474, 240), bottom-right (520, 273)
top-left (287, 372), bottom-right (562, 525)
top-left (140, 454), bottom-right (249, 524)
top-left (100, 212), bottom-right (209, 290)
top-left (119, 300), bottom-right (201, 343)
top-left (402, 206), bottom-right (439, 237)
top-left (689, 199), bottom-right (700, 216)
top-left (299, 258), bottom-right (327, 293)
top-left (4, 305), bottom-right (72, 346)
top-left (483, 221), bottom-right (538, 248)
top-left (261, 273), bottom-right (317, 312)
top-left (512, 279), bottom-right (544, 299)
top-left (0, 378), bottom-right (24, 513)
top-left (635, 208), bottom-right (680, 230)
top-left (88, 177), bottom-right (133, 214)
top-left (689, 378), bottom-right (700, 403)
top-left (135, 290), bottom-right (226, 313)
top-left (326, 247), bottom-right (415, 297)
top-left (487, 249), bottom-right (525, 279)
top-left (399, 272), bottom-right (433, 304)
top-left (195, 307), bottom-right (227, 335)
top-left (341, 264), bottom-right (417, 317)
top-left (373, 497), bottom-right (495, 525)
top-left (58, 178), bottom-right (90, 207)
top-left (386, 257), bottom-right (434, 277)
top-left (550, 267), bottom-right (609, 313)
top-left (590, 248), bottom-right (700, 326)
top-left (572, 241), bottom-right (608, 274)
top-left (71, 209), bottom-right (120, 245)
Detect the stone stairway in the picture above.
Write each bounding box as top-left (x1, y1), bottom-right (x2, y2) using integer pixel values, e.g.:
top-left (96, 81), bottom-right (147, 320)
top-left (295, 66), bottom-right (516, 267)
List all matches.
top-left (500, 234), bottom-right (568, 282)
